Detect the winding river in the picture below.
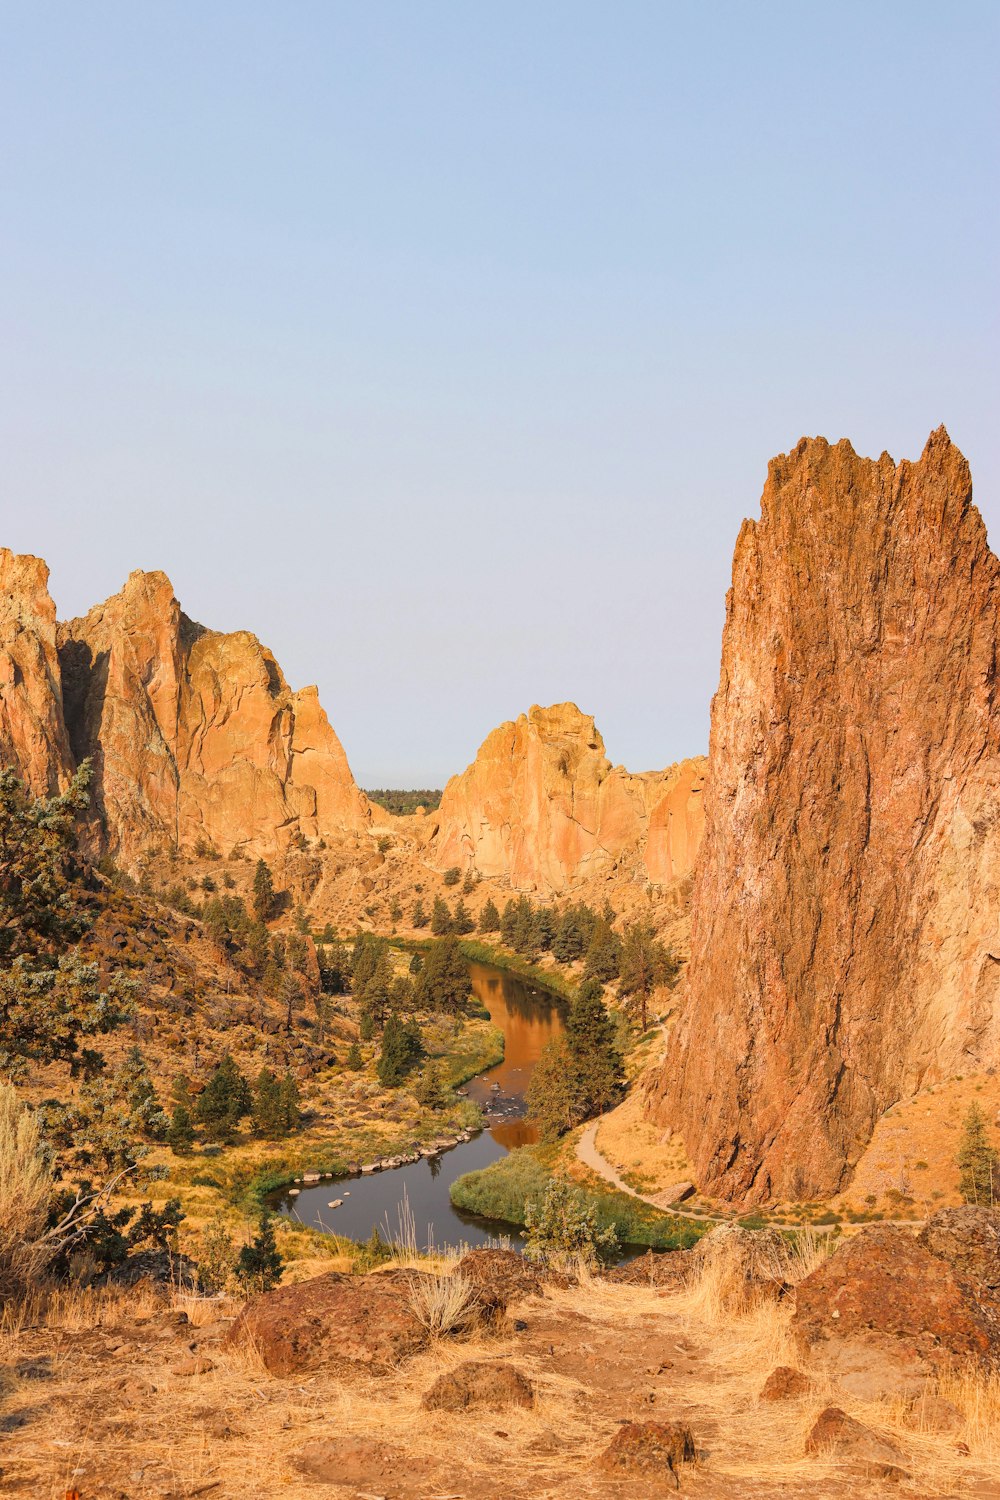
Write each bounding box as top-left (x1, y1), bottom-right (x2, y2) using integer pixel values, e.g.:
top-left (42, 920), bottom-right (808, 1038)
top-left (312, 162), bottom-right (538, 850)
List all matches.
top-left (268, 961), bottom-right (566, 1250)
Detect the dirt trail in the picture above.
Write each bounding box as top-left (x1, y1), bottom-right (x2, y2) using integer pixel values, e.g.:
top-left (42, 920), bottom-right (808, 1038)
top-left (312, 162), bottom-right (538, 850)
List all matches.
top-left (576, 1120), bottom-right (727, 1223)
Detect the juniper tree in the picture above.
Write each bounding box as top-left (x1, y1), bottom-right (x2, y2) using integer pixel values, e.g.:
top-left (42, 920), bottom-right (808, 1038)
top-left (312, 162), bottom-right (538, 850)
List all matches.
top-left (958, 1103), bottom-right (998, 1206)
top-left (251, 859), bottom-right (275, 923)
top-left (234, 1212), bottom-right (283, 1295)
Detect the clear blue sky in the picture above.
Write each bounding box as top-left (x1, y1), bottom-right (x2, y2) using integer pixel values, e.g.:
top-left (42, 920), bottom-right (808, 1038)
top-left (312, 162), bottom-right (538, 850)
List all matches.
top-left (1, 3), bottom-right (997, 784)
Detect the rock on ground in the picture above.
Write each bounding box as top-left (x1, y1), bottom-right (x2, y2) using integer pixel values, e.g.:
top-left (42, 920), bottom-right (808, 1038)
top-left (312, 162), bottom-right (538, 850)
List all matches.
top-left (422, 1360), bottom-right (535, 1412)
top-left (226, 1269), bottom-right (431, 1376)
top-left (597, 1420), bottom-right (697, 1480)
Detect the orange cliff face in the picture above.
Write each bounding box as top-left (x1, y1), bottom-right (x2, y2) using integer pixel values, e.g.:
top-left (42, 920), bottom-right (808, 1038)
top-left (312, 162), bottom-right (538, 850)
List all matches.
top-left (52, 569), bottom-right (371, 859)
top-left (647, 428), bottom-right (1000, 1204)
top-left (0, 549), bottom-right (73, 796)
top-left (429, 701), bottom-right (706, 894)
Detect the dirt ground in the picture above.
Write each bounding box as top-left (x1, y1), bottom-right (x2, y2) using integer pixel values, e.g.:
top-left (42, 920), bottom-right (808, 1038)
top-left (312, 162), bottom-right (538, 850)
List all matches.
top-left (1, 1266), bottom-right (997, 1500)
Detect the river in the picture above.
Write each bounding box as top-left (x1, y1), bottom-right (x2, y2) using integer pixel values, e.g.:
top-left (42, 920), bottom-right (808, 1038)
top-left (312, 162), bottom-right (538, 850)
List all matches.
top-left (267, 960), bottom-right (566, 1250)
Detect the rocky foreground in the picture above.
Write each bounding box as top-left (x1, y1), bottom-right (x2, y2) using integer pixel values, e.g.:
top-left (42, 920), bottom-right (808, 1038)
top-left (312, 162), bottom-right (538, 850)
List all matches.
top-left (2, 1214), bottom-right (999, 1498)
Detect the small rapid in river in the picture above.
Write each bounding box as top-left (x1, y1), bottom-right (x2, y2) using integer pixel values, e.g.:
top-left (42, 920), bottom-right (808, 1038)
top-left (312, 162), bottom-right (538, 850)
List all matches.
top-left (268, 960), bottom-right (566, 1249)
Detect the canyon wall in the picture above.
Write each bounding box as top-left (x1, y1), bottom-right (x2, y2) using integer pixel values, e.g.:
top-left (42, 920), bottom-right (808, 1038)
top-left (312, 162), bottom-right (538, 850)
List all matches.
top-left (430, 701), bottom-right (705, 893)
top-left (647, 428), bottom-right (1000, 1203)
top-left (57, 570), bottom-right (371, 859)
top-left (0, 549), bottom-right (73, 796)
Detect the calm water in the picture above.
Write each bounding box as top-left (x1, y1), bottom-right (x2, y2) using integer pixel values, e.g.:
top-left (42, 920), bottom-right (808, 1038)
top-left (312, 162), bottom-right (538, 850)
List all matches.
top-left (267, 961), bottom-right (566, 1250)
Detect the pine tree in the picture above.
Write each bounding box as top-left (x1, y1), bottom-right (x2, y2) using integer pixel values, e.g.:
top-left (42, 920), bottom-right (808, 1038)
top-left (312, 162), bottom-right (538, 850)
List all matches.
top-left (430, 896), bottom-right (453, 935)
top-left (252, 859), bottom-right (275, 923)
top-left (616, 922), bottom-right (676, 1029)
top-left (452, 898), bottom-right (475, 935)
top-left (478, 897), bottom-right (500, 934)
top-left (345, 1042), bottom-right (363, 1071)
top-left (957, 1103), bottom-right (998, 1205)
top-left (414, 936), bottom-right (473, 1013)
top-left (277, 1070), bottom-right (301, 1133)
top-left (526, 1038), bottom-right (581, 1141)
top-left (234, 1211), bottom-right (283, 1295)
top-left (376, 1012), bottom-right (410, 1087)
top-left (566, 980), bottom-right (624, 1115)
top-left (194, 1053), bottom-right (252, 1142)
top-left (167, 1101), bottom-right (195, 1155)
top-left (412, 899), bottom-right (429, 929)
top-left (251, 1067), bottom-right (282, 1138)
top-left (415, 1058), bottom-right (450, 1110)
top-left (583, 919), bottom-right (622, 988)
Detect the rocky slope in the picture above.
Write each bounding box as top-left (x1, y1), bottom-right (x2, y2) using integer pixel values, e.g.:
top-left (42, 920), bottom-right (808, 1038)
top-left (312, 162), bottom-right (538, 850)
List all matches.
top-left (648, 428), bottom-right (1000, 1203)
top-left (0, 558), bottom-right (371, 858)
top-left (0, 548), bottom-right (73, 795)
top-left (429, 702), bottom-right (706, 894)
top-left (57, 569), bottom-right (372, 859)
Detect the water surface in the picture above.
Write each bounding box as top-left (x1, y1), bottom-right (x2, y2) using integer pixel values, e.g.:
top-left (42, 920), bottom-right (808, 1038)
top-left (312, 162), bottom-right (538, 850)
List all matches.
top-left (268, 960), bottom-right (566, 1249)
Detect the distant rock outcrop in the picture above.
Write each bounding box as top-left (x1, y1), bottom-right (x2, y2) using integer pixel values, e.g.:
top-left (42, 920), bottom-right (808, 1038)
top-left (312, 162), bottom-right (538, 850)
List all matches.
top-left (57, 570), bottom-right (371, 858)
top-left (648, 428), bottom-right (1000, 1202)
top-left (0, 549), bottom-right (73, 795)
top-left (429, 702), bottom-right (705, 893)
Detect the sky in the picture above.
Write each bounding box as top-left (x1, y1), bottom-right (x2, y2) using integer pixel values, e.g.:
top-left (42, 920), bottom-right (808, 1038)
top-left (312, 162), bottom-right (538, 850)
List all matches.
top-left (1, 3), bottom-right (997, 786)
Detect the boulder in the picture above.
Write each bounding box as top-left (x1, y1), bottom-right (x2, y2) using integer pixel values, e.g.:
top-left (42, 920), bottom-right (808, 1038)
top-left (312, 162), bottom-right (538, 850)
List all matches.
top-left (597, 1420), bottom-right (697, 1481)
top-left (687, 1224), bottom-right (791, 1311)
top-left (602, 1249), bottom-right (692, 1289)
top-left (805, 1407), bottom-right (908, 1481)
top-left (456, 1248), bottom-right (543, 1303)
top-left (917, 1205), bottom-right (1000, 1334)
top-left (421, 1360), bottom-right (535, 1412)
top-left (226, 1270), bottom-right (430, 1376)
top-left (792, 1223), bottom-right (996, 1393)
top-left (759, 1366), bottom-right (812, 1401)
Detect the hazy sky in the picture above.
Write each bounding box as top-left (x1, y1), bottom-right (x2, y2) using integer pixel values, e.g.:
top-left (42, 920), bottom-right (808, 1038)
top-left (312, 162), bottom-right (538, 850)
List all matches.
top-left (2, 4), bottom-right (997, 785)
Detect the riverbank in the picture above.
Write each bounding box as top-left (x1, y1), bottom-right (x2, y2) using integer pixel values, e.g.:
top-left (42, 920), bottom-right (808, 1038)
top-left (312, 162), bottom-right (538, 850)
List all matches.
top-left (389, 933), bottom-right (577, 1001)
top-left (450, 1141), bottom-right (707, 1252)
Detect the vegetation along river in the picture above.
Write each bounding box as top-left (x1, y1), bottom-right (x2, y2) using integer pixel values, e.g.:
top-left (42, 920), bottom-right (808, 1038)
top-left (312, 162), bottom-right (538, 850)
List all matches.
top-left (268, 961), bottom-right (566, 1250)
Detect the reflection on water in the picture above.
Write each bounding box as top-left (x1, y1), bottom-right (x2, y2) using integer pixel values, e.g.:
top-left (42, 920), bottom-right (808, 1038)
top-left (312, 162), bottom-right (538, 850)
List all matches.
top-left (267, 961), bottom-right (566, 1250)
top-left (463, 962), bottom-right (566, 1147)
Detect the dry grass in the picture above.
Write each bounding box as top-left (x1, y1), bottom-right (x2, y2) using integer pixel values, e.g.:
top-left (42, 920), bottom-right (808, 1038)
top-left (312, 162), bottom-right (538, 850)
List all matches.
top-left (407, 1270), bottom-right (481, 1337)
top-left (0, 1082), bottom-right (54, 1298)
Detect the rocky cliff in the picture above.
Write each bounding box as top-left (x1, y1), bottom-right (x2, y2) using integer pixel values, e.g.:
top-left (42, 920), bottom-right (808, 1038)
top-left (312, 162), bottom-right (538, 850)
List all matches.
top-left (430, 702), bottom-right (705, 893)
top-left (57, 570), bottom-right (371, 858)
top-left (0, 549), bottom-right (73, 795)
top-left (647, 428), bottom-right (1000, 1203)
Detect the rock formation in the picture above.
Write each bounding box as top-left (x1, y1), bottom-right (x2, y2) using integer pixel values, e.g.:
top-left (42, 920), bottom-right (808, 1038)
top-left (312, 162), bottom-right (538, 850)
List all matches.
top-left (648, 427), bottom-right (1000, 1202)
top-left (0, 549), bottom-right (73, 795)
top-left (57, 570), bottom-right (371, 858)
top-left (429, 702), bottom-right (705, 893)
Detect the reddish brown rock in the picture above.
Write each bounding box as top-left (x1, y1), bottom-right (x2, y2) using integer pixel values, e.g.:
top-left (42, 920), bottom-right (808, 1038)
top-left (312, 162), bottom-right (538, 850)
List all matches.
top-left (759, 1366), bottom-right (812, 1401)
top-left (792, 1223), bottom-right (996, 1396)
top-left (805, 1407), bottom-right (908, 1480)
top-left (649, 428), bottom-right (1000, 1201)
top-left (58, 569), bottom-right (370, 858)
top-left (294, 1436), bottom-right (434, 1488)
top-left (597, 1420), bottom-right (697, 1480)
top-left (456, 1248), bottom-right (543, 1303)
top-left (225, 1270), bottom-right (429, 1376)
top-left (0, 549), bottom-right (73, 796)
top-left (421, 1360), bottom-right (535, 1412)
top-left (602, 1249), bottom-right (692, 1289)
top-left (431, 702), bottom-right (705, 894)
